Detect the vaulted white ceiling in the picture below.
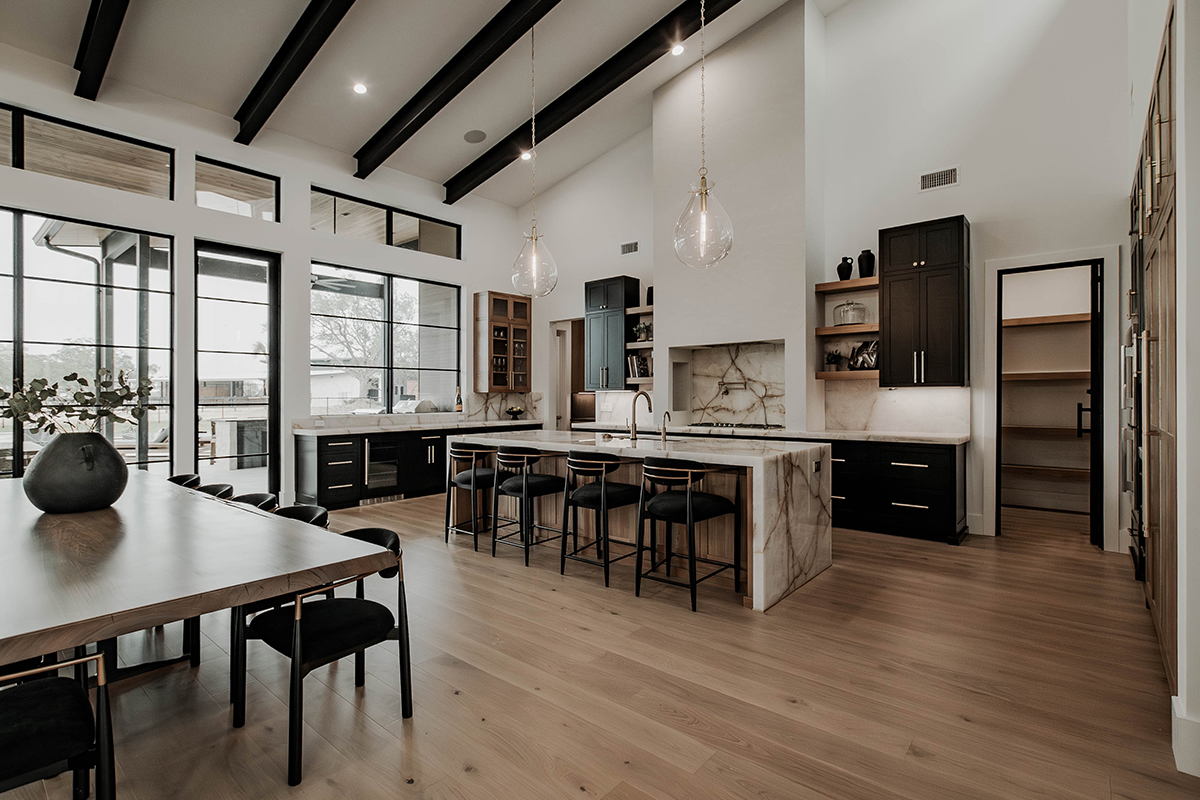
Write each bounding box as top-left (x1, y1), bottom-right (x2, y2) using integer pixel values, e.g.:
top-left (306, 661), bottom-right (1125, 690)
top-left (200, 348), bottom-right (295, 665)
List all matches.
top-left (0, 0), bottom-right (829, 207)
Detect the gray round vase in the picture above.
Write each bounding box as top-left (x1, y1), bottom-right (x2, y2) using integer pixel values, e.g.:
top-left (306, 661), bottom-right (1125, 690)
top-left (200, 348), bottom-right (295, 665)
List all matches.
top-left (23, 431), bottom-right (129, 514)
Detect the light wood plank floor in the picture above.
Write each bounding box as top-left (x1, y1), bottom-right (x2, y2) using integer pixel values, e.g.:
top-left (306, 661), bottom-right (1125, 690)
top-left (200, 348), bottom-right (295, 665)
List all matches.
top-left (8, 501), bottom-right (1198, 799)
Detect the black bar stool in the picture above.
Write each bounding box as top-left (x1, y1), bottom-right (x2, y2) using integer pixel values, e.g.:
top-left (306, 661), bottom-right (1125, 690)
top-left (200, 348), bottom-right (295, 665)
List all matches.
top-left (491, 446), bottom-right (565, 565)
top-left (443, 443), bottom-right (502, 551)
top-left (560, 451), bottom-right (640, 587)
top-left (635, 456), bottom-right (742, 611)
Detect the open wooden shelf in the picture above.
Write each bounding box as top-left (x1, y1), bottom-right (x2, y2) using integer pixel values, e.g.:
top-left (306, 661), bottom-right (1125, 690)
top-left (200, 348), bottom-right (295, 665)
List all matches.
top-left (814, 276), bottom-right (879, 295)
top-left (1002, 463), bottom-right (1090, 480)
top-left (816, 369), bottom-right (878, 381)
top-left (1002, 425), bottom-right (1088, 439)
top-left (625, 305), bottom-right (654, 315)
top-left (1002, 312), bottom-right (1091, 328)
top-left (1002, 370), bottom-right (1091, 382)
top-left (815, 323), bottom-right (879, 337)
top-left (626, 341), bottom-right (653, 350)
top-left (625, 376), bottom-right (653, 385)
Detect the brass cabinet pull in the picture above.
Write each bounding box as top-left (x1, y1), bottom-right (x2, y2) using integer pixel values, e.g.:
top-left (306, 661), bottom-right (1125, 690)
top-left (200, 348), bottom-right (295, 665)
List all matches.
top-left (831, 495), bottom-right (846, 500)
top-left (421, 435), bottom-right (440, 440)
top-left (327, 460), bottom-right (353, 466)
top-left (892, 501), bottom-right (930, 509)
top-left (920, 260), bottom-right (926, 266)
top-left (328, 484), bottom-right (354, 490)
top-left (364, 440), bottom-right (371, 485)
top-left (913, 351), bottom-right (918, 384)
top-left (891, 462), bottom-right (929, 468)
top-left (831, 458), bottom-right (846, 463)
top-left (1154, 113), bottom-right (1162, 185)
top-left (921, 351), bottom-right (926, 383)
top-left (328, 441), bottom-right (354, 447)
top-left (912, 261), bottom-right (918, 267)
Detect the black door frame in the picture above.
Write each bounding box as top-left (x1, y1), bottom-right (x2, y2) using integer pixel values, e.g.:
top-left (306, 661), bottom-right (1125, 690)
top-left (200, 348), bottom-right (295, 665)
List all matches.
top-left (995, 259), bottom-right (1104, 547)
top-left (193, 241), bottom-right (281, 495)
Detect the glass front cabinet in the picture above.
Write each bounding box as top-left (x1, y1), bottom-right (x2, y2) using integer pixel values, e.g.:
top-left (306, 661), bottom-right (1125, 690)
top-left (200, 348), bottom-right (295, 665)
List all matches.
top-left (475, 291), bottom-right (531, 393)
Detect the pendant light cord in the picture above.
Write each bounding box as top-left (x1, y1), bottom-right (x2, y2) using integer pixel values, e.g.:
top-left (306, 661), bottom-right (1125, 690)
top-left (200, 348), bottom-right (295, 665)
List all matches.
top-left (530, 25), bottom-right (538, 228)
top-left (699, 0), bottom-right (706, 178)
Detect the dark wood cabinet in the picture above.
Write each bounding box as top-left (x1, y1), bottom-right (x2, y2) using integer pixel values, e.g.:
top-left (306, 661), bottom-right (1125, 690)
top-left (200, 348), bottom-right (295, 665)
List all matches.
top-left (474, 291), bottom-right (531, 393)
top-left (879, 216), bottom-right (969, 388)
top-left (583, 276), bottom-right (639, 391)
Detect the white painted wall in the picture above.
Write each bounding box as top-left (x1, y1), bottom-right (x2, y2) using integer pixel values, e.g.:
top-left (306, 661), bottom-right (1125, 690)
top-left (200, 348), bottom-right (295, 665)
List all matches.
top-left (0, 42), bottom-right (519, 503)
top-left (1001, 265), bottom-right (1093, 318)
top-left (653, 0), bottom-right (807, 422)
top-left (804, 0), bottom-right (827, 432)
top-left (823, 0), bottom-right (1128, 541)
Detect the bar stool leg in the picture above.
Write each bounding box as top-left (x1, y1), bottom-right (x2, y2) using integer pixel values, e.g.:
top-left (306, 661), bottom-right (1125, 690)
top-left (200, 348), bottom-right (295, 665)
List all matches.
top-left (523, 493), bottom-right (532, 567)
top-left (665, 522), bottom-right (673, 577)
top-left (687, 516), bottom-right (698, 612)
top-left (443, 471), bottom-right (453, 543)
top-left (649, 518), bottom-right (658, 572)
top-left (469, 482), bottom-right (480, 552)
top-left (601, 509), bottom-right (612, 588)
top-left (559, 485), bottom-right (571, 575)
top-left (491, 486), bottom-right (501, 558)
top-left (734, 482), bottom-right (744, 595)
top-left (634, 485), bottom-right (647, 597)
top-left (572, 503), bottom-right (580, 552)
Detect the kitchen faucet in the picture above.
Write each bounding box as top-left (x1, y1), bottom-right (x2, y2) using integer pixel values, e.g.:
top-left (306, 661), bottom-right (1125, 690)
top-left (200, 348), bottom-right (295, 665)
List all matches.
top-left (661, 411), bottom-right (671, 446)
top-left (630, 390), bottom-right (653, 443)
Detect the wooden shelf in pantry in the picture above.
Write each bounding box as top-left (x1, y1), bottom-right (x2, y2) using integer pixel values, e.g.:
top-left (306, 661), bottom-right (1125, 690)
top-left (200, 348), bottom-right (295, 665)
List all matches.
top-left (814, 276), bottom-right (879, 295)
top-left (1002, 463), bottom-right (1090, 480)
top-left (816, 369), bottom-right (878, 381)
top-left (1002, 312), bottom-right (1091, 328)
top-left (1002, 370), bottom-right (1091, 382)
top-left (815, 323), bottom-right (879, 337)
top-left (626, 341), bottom-right (653, 350)
top-left (626, 377), bottom-right (654, 385)
top-left (1002, 426), bottom-right (1088, 439)
top-left (625, 305), bottom-right (654, 315)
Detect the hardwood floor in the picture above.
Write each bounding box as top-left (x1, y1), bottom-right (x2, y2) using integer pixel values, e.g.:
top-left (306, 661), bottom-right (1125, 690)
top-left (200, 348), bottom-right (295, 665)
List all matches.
top-left (8, 500), bottom-right (1197, 799)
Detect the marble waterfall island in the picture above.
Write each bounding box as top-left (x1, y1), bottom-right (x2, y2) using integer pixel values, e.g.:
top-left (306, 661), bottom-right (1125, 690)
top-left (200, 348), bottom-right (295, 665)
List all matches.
top-left (449, 430), bottom-right (831, 611)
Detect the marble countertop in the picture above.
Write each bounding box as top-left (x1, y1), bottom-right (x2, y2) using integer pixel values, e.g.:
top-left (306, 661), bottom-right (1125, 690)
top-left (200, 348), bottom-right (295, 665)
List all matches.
top-left (451, 429), bottom-right (827, 468)
top-left (293, 418), bottom-right (543, 437)
top-left (570, 421), bottom-right (969, 446)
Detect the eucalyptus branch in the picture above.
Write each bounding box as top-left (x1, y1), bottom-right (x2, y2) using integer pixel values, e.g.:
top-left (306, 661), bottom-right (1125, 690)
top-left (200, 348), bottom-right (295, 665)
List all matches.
top-left (0, 370), bottom-right (157, 435)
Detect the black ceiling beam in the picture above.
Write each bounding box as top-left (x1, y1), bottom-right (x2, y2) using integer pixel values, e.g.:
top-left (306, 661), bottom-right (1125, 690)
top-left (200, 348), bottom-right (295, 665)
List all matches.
top-left (73, 0), bottom-right (130, 101)
top-left (354, 0), bottom-right (562, 179)
top-left (234, 0), bottom-right (357, 145)
top-left (443, 0), bottom-right (742, 205)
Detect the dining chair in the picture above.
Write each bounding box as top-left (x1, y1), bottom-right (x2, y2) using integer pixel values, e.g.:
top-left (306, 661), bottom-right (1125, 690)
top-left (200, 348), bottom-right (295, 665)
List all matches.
top-left (230, 492), bottom-right (279, 511)
top-left (275, 504), bottom-right (329, 528)
top-left (0, 652), bottom-right (115, 799)
top-left (196, 483), bottom-right (234, 499)
top-left (231, 527), bottom-right (413, 786)
top-left (167, 473), bottom-right (201, 488)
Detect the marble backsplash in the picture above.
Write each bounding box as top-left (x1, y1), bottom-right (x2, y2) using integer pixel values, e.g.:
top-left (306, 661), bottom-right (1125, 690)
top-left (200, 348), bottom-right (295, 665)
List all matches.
top-left (295, 392), bottom-right (542, 429)
top-left (692, 342), bottom-right (785, 427)
top-left (824, 382), bottom-right (969, 433)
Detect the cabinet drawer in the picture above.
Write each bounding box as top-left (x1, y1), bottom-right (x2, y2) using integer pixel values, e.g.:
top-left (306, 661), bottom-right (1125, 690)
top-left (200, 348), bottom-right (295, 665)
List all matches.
top-left (875, 444), bottom-right (954, 486)
top-left (830, 441), bottom-right (875, 475)
top-left (878, 487), bottom-right (956, 530)
top-left (321, 483), bottom-right (360, 508)
top-left (320, 462), bottom-right (361, 489)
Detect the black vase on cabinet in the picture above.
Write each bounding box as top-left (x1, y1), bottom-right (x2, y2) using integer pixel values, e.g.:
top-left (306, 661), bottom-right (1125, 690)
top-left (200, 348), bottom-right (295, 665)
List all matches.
top-left (837, 257), bottom-right (854, 280)
top-left (858, 249), bottom-right (875, 278)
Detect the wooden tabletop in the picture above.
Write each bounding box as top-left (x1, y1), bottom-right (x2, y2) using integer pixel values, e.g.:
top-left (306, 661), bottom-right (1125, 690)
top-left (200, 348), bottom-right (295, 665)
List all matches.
top-left (0, 472), bottom-right (394, 667)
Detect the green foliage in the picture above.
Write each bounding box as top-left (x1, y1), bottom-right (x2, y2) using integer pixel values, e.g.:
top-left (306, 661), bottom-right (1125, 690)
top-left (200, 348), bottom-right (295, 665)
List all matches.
top-left (0, 369), bottom-right (157, 435)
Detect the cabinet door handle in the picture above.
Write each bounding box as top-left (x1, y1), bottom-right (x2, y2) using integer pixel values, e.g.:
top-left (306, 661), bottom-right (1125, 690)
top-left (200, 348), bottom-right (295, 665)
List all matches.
top-left (913, 352), bottom-right (918, 384)
top-left (831, 495), bottom-right (846, 500)
top-left (421, 435), bottom-right (440, 440)
top-left (831, 458), bottom-right (846, 463)
top-left (921, 351), bottom-right (925, 383)
top-left (328, 441), bottom-right (354, 447)
top-left (891, 462), bottom-right (929, 468)
top-left (920, 260), bottom-right (926, 266)
top-left (364, 440), bottom-right (370, 484)
top-left (891, 501), bottom-right (930, 509)
top-left (327, 460), bottom-right (353, 466)
top-left (912, 261), bottom-right (918, 267)
top-left (328, 484), bottom-right (354, 490)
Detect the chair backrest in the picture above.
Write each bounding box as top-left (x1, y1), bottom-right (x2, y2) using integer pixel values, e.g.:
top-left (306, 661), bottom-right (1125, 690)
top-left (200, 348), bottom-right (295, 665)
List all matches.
top-left (642, 456), bottom-right (708, 488)
top-left (449, 442), bottom-right (497, 466)
top-left (230, 492), bottom-right (279, 511)
top-left (496, 445), bottom-right (543, 471)
top-left (168, 473), bottom-right (202, 488)
top-left (196, 483), bottom-right (234, 499)
top-left (341, 527), bottom-right (401, 578)
top-left (275, 504), bottom-right (329, 528)
top-left (567, 450), bottom-right (623, 478)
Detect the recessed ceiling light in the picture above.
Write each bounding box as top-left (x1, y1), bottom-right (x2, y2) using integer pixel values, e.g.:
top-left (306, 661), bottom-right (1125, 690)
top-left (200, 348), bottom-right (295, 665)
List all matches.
top-left (463, 129), bottom-right (487, 144)
top-left (671, 44), bottom-right (684, 56)
top-left (521, 151), bottom-right (532, 160)
top-left (353, 83), bottom-right (367, 94)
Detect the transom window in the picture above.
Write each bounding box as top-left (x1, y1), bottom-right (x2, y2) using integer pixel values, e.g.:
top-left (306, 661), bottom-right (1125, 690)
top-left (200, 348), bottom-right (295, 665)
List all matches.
top-left (309, 188), bottom-right (460, 259)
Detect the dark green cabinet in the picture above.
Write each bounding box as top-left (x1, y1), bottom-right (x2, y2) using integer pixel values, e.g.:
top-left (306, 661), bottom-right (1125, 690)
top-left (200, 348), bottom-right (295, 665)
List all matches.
top-left (583, 276), bottom-right (639, 391)
top-left (879, 216), bottom-right (969, 388)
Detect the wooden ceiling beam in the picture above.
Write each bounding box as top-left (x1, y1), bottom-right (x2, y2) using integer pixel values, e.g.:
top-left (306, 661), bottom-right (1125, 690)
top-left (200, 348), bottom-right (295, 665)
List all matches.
top-left (234, 0), bottom-right (357, 146)
top-left (73, 0), bottom-right (131, 101)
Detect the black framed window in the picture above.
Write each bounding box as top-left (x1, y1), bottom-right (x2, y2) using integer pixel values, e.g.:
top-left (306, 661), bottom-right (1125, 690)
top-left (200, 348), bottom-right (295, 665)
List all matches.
top-left (309, 188), bottom-right (460, 259)
top-left (195, 244), bottom-right (280, 495)
top-left (195, 157), bottom-right (279, 222)
top-left (310, 263), bottom-right (460, 415)
top-left (0, 105), bottom-right (174, 200)
top-left (1, 208), bottom-right (174, 478)
top-left (0, 109), bottom-right (11, 168)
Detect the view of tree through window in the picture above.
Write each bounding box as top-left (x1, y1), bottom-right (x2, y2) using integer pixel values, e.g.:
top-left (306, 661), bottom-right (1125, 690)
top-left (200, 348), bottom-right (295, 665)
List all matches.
top-left (310, 263), bottom-right (458, 415)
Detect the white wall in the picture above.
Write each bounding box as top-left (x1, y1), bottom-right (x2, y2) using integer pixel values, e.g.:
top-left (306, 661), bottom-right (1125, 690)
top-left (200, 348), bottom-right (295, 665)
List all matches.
top-left (804, 0), bottom-right (827, 431)
top-left (0, 42), bottom-right (519, 503)
top-left (1002, 264), bottom-right (1093, 318)
top-left (653, 0), bottom-right (807, 422)
top-left (823, 0), bottom-right (1128, 540)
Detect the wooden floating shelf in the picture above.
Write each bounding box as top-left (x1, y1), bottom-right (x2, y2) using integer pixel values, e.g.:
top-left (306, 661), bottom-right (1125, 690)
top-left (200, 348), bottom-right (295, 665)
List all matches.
top-left (1002, 426), bottom-right (1088, 439)
top-left (1002, 463), bottom-right (1090, 480)
top-left (815, 323), bottom-right (879, 337)
top-left (816, 370), bottom-right (879, 381)
top-left (1002, 370), bottom-right (1091, 382)
top-left (626, 377), bottom-right (654, 385)
top-left (625, 305), bottom-right (654, 315)
top-left (626, 341), bottom-right (653, 350)
top-left (815, 276), bottom-right (878, 295)
top-left (1002, 312), bottom-right (1091, 328)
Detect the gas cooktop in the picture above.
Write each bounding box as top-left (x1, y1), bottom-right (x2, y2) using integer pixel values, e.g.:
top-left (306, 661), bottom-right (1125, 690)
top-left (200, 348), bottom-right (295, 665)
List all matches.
top-left (691, 422), bottom-right (784, 430)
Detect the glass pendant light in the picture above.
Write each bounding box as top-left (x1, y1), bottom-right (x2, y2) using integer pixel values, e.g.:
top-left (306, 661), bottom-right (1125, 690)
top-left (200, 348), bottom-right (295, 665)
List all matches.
top-left (512, 26), bottom-right (557, 297)
top-left (673, 0), bottom-right (733, 269)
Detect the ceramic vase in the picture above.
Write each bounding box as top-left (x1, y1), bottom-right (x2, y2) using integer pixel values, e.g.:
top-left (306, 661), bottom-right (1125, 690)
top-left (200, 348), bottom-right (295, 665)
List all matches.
top-left (837, 257), bottom-right (854, 280)
top-left (858, 249), bottom-right (876, 278)
top-left (23, 431), bottom-right (129, 514)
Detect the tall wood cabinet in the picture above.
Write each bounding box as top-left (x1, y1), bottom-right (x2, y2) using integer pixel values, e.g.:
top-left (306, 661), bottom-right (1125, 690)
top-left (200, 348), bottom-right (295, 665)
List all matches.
top-left (583, 276), bottom-right (640, 391)
top-left (879, 216), bottom-right (970, 388)
top-left (474, 291), bottom-right (531, 393)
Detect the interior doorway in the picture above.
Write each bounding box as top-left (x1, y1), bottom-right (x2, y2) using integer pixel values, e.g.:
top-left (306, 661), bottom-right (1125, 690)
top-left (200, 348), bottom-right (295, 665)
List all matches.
top-left (995, 260), bottom-right (1103, 548)
top-left (549, 318), bottom-right (590, 431)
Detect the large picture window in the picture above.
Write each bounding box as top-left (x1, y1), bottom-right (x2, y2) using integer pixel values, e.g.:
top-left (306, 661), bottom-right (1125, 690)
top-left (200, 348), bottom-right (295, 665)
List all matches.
top-left (310, 263), bottom-right (459, 416)
top-left (0, 209), bottom-right (173, 477)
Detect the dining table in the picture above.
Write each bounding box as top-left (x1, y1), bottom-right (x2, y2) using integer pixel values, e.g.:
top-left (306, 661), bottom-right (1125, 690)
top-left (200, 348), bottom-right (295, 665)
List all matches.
top-left (0, 471), bottom-right (394, 673)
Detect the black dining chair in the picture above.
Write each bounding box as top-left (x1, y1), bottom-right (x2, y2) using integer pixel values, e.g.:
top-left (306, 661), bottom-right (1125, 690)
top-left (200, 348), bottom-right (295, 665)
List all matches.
top-left (230, 492), bottom-right (279, 512)
top-left (491, 446), bottom-right (565, 565)
top-left (167, 473), bottom-right (201, 488)
top-left (0, 652), bottom-right (115, 800)
top-left (196, 483), bottom-right (234, 499)
top-left (444, 443), bottom-right (502, 551)
top-left (560, 451), bottom-right (640, 587)
top-left (635, 456), bottom-right (742, 612)
top-left (275, 504), bottom-right (329, 528)
top-left (232, 527), bottom-right (413, 786)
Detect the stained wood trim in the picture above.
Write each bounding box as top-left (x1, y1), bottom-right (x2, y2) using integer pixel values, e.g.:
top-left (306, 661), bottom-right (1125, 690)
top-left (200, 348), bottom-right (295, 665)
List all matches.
top-left (816, 370), bottom-right (878, 381)
top-left (1001, 313), bottom-right (1091, 328)
top-left (625, 305), bottom-right (654, 315)
top-left (815, 323), bottom-right (879, 337)
top-left (814, 276), bottom-right (879, 295)
top-left (626, 341), bottom-right (653, 350)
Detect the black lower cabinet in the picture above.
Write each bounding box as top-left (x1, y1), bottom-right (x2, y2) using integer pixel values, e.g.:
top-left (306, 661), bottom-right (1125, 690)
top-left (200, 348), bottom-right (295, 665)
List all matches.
top-left (399, 432), bottom-right (446, 498)
top-left (295, 436), bottom-right (362, 510)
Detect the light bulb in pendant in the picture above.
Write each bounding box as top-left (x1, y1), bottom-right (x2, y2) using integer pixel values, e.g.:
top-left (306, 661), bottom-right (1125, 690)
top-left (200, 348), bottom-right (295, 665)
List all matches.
top-left (673, 175), bottom-right (733, 269)
top-left (512, 224), bottom-right (558, 297)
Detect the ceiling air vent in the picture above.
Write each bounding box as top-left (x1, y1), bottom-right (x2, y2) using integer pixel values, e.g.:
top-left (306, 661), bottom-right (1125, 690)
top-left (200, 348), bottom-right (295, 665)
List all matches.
top-left (919, 166), bottom-right (959, 192)
top-left (620, 241), bottom-right (640, 256)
